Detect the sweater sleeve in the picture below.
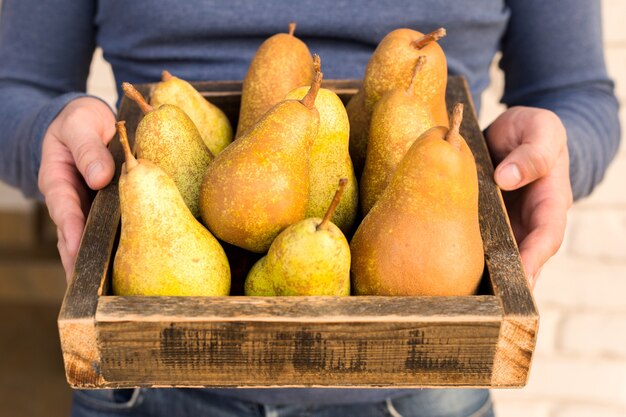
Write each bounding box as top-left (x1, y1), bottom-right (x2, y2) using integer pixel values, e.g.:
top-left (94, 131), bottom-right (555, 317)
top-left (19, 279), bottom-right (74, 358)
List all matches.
top-left (0, 0), bottom-right (98, 198)
top-left (500, 0), bottom-right (621, 200)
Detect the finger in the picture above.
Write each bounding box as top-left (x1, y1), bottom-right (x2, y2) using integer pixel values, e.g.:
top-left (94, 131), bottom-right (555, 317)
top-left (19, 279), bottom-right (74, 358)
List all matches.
top-left (61, 129), bottom-right (115, 190)
top-left (495, 140), bottom-right (561, 191)
top-left (41, 165), bottom-right (88, 275)
top-left (517, 190), bottom-right (569, 285)
top-left (56, 228), bottom-right (74, 283)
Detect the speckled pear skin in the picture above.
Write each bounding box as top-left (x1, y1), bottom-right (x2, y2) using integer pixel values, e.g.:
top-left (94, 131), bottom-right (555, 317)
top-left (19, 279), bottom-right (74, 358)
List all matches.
top-left (244, 218), bottom-right (350, 296)
top-left (113, 159), bottom-right (231, 297)
top-left (285, 87), bottom-right (358, 234)
top-left (151, 73), bottom-right (233, 156)
top-left (363, 28), bottom-right (448, 126)
top-left (236, 27), bottom-right (313, 137)
top-left (135, 104), bottom-right (212, 218)
top-left (360, 86), bottom-right (436, 215)
top-left (350, 123), bottom-right (484, 296)
top-left (200, 100), bottom-right (319, 253)
top-left (347, 28), bottom-right (448, 173)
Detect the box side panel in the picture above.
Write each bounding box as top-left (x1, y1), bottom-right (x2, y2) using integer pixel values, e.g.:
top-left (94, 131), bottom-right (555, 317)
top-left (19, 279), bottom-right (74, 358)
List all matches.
top-left (95, 320), bottom-right (500, 388)
top-left (92, 296), bottom-right (502, 388)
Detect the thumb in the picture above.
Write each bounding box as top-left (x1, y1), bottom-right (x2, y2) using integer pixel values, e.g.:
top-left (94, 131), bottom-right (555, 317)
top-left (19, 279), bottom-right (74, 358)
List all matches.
top-left (494, 142), bottom-right (554, 190)
top-left (59, 112), bottom-right (116, 190)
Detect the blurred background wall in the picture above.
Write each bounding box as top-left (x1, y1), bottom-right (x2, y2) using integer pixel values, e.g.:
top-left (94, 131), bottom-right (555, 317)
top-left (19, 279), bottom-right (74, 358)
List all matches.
top-left (0, 1), bottom-right (624, 416)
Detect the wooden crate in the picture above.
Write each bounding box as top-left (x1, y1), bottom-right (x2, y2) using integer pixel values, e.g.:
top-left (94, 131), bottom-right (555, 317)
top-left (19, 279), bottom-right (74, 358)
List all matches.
top-left (58, 77), bottom-right (538, 389)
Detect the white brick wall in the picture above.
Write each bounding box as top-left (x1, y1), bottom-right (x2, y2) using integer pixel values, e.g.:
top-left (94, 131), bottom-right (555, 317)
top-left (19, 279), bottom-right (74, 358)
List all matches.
top-left (492, 1), bottom-right (626, 415)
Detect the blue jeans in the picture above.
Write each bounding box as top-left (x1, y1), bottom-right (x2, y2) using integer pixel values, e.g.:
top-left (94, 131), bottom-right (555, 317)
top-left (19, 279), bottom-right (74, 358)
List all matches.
top-left (71, 388), bottom-right (494, 417)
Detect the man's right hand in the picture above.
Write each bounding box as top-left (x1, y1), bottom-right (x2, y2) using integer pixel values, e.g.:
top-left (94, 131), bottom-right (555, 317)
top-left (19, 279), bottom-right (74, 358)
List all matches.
top-left (38, 97), bottom-right (116, 282)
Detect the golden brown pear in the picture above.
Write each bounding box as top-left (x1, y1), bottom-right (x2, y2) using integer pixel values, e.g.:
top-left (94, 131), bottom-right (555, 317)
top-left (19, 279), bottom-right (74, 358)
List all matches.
top-left (237, 22), bottom-right (314, 137)
top-left (347, 28), bottom-right (448, 173)
top-left (350, 104), bottom-right (484, 296)
top-left (360, 57), bottom-right (436, 215)
top-left (151, 70), bottom-right (233, 156)
top-left (122, 82), bottom-right (212, 218)
top-left (112, 122), bottom-right (230, 297)
top-left (200, 70), bottom-right (322, 253)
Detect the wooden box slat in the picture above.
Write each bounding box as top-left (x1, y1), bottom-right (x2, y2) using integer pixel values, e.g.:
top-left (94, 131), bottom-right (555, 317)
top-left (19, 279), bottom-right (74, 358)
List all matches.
top-left (58, 77), bottom-right (538, 389)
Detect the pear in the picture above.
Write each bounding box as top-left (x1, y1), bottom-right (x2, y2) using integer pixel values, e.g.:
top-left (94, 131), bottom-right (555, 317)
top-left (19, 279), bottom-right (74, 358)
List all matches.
top-left (285, 57), bottom-right (358, 234)
top-left (360, 56), bottom-right (436, 215)
top-left (237, 22), bottom-right (314, 137)
top-left (122, 82), bottom-right (212, 218)
top-left (347, 28), bottom-right (448, 172)
top-left (151, 70), bottom-right (233, 156)
top-left (245, 179), bottom-right (351, 296)
top-left (200, 68), bottom-right (323, 253)
top-left (350, 104), bottom-right (484, 296)
top-left (112, 122), bottom-right (230, 296)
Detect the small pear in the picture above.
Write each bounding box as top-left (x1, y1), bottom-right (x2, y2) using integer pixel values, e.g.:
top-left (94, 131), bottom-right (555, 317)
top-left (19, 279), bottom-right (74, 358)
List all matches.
top-left (151, 70), bottom-right (233, 156)
top-left (113, 122), bottom-right (230, 296)
top-left (245, 179), bottom-right (351, 296)
top-left (360, 57), bottom-right (436, 215)
top-left (351, 104), bottom-right (484, 296)
top-left (347, 28), bottom-right (448, 172)
top-left (122, 82), bottom-right (212, 217)
top-left (237, 22), bottom-right (314, 137)
top-left (285, 57), bottom-right (358, 234)
top-left (200, 68), bottom-right (323, 253)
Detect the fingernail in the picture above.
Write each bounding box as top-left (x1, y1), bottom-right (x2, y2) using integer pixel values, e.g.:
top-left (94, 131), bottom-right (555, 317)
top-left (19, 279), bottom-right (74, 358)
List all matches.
top-left (497, 163), bottom-right (522, 189)
top-left (87, 161), bottom-right (103, 186)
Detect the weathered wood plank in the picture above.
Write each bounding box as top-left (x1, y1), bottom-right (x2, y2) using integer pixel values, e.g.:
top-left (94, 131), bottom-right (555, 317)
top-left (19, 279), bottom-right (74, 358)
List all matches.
top-left (445, 77), bottom-right (538, 386)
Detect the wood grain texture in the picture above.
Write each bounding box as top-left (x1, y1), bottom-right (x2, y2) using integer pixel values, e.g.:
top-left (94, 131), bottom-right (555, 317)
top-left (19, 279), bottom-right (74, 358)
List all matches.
top-left (445, 77), bottom-right (538, 386)
top-left (59, 77), bottom-right (537, 388)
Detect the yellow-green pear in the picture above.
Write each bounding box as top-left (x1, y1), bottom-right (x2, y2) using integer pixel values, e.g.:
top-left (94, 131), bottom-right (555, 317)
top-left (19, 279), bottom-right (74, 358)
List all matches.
top-left (351, 104), bottom-right (484, 296)
top-left (285, 62), bottom-right (358, 234)
top-left (245, 179), bottom-right (351, 296)
top-left (112, 122), bottom-right (230, 296)
top-left (122, 82), bottom-right (212, 218)
top-left (237, 22), bottom-right (314, 137)
top-left (200, 69), bottom-right (323, 253)
top-left (151, 70), bottom-right (233, 156)
top-left (360, 57), bottom-right (436, 215)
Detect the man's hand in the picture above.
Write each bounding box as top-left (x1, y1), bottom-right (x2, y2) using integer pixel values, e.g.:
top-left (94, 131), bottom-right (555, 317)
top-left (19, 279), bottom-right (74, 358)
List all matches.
top-left (38, 97), bottom-right (116, 281)
top-left (486, 106), bottom-right (573, 287)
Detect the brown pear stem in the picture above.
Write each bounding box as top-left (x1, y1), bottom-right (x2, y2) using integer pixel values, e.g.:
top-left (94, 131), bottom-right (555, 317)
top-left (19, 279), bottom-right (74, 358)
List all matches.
top-left (317, 178), bottom-right (348, 231)
top-left (445, 103), bottom-right (464, 149)
top-left (313, 54), bottom-right (321, 74)
top-left (301, 60), bottom-right (323, 109)
top-left (411, 27), bottom-right (446, 49)
top-left (116, 121), bottom-right (138, 172)
top-left (122, 82), bottom-right (153, 114)
top-left (407, 56), bottom-right (427, 95)
top-left (161, 70), bottom-right (173, 81)
top-left (288, 22), bottom-right (296, 36)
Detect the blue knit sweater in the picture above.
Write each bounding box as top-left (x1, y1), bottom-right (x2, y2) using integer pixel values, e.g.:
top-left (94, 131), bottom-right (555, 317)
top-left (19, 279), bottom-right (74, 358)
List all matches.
top-left (0, 0), bottom-right (620, 405)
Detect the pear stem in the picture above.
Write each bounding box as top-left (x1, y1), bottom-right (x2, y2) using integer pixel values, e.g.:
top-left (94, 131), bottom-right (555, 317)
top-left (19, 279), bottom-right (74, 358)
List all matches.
top-left (301, 57), bottom-right (323, 109)
top-left (317, 178), bottom-right (348, 231)
top-left (288, 22), bottom-right (296, 36)
top-left (313, 54), bottom-right (321, 74)
top-left (122, 82), bottom-right (153, 114)
top-left (411, 27), bottom-right (446, 50)
top-left (407, 56), bottom-right (427, 95)
top-left (445, 103), bottom-right (464, 148)
top-left (116, 121), bottom-right (138, 172)
top-left (161, 70), bottom-right (173, 81)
